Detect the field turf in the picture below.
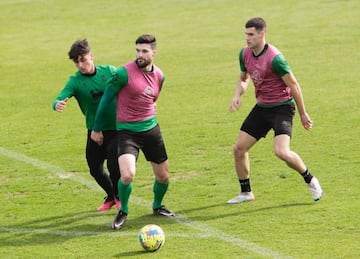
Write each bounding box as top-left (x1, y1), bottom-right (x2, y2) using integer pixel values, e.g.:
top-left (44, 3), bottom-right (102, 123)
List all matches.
top-left (1, 0), bottom-right (359, 258)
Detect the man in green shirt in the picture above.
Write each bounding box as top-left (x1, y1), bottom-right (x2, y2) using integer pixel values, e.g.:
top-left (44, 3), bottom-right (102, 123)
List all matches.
top-left (52, 39), bottom-right (120, 211)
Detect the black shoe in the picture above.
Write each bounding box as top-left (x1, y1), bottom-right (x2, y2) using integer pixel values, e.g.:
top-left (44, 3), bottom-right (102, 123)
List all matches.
top-left (112, 210), bottom-right (127, 230)
top-left (153, 205), bottom-right (175, 217)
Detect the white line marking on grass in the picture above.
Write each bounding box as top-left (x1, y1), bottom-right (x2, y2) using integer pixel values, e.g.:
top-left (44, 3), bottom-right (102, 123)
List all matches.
top-left (0, 147), bottom-right (291, 258)
top-left (131, 196), bottom-right (291, 259)
top-left (0, 147), bottom-right (99, 188)
top-left (0, 227), bottom-right (213, 239)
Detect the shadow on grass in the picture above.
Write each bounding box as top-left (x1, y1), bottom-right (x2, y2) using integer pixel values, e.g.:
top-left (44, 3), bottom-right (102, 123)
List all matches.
top-left (0, 210), bottom-right (110, 247)
top-left (0, 201), bottom-right (315, 247)
top-left (114, 250), bottom-right (148, 257)
top-left (0, 209), bottom-right (177, 247)
top-left (176, 201), bottom-right (315, 221)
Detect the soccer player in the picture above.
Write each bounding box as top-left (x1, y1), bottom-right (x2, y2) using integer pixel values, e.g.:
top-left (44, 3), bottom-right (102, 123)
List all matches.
top-left (52, 39), bottom-right (120, 211)
top-left (227, 17), bottom-right (323, 204)
top-left (91, 34), bottom-right (175, 230)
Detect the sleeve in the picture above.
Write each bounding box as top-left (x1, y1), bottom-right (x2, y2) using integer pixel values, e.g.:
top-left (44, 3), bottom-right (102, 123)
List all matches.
top-left (160, 75), bottom-right (165, 91)
top-left (108, 64), bottom-right (118, 74)
top-left (239, 49), bottom-right (246, 72)
top-left (272, 54), bottom-right (291, 77)
top-left (92, 67), bottom-right (128, 131)
top-left (51, 78), bottom-right (76, 110)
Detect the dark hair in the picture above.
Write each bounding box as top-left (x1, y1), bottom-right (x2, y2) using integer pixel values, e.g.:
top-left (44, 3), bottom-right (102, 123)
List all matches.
top-left (68, 39), bottom-right (90, 61)
top-left (135, 34), bottom-right (157, 49)
top-left (245, 17), bottom-right (266, 31)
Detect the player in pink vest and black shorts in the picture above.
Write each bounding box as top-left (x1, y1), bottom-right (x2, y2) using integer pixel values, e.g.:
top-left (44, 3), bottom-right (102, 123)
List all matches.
top-left (91, 34), bottom-right (175, 230)
top-left (227, 17), bottom-right (323, 204)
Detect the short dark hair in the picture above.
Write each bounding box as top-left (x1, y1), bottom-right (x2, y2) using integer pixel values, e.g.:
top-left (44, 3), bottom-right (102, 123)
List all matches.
top-left (245, 17), bottom-right (266, 31)
top-left (68, 39), bottom-right (90, 61)
top-left (135, 34), bottom-right (157, 49)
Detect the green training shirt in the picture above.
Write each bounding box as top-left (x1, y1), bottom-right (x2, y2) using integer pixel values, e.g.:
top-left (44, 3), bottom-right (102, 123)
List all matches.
top-left (52, 65), bottom-right (117, 130)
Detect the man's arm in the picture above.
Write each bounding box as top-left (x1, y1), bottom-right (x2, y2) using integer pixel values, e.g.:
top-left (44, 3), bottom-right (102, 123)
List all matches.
top-left (52, 80), bottom-right (74, 112)
top-left (91, 67), bottom-right (128, 145)
top-left (229, 71), bottom-right (250, 112)
top-left (93, 67), bottom-right (128, 132)
top-left (282, 72), bottom-right (313, 130)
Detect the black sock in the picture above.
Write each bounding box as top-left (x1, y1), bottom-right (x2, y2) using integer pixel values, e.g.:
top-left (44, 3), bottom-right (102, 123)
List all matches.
top-left (301, 169), bottom-right (313, 184)
top-left (239, 179), bottom-right (251, 192)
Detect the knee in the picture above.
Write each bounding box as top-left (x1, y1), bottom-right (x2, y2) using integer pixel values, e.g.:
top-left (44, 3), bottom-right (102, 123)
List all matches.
top-left (274, 148), bottom-right (290, 161)
top-left (89, 170), bottom-right (97, 178)
top-left (120, 171), bottom-right (134, 185)
top-left (153, 161), bottom-right (169, 183)
top-left (234, 143), bottom-right (247, 157)
top-left (89, 165), bottom-right (103, 178)
top-left (156, 173), bottom-right (169, 184)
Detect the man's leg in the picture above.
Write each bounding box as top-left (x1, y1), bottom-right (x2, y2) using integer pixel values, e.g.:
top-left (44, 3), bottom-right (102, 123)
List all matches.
top-left (86, 132), bottom-right (115, 210)
top-left (151, 160), bottom-right (175, 217)
top-left (227, 130), bottom-right (257, 204)
top-left (274, 134), bottom-right (322, 201)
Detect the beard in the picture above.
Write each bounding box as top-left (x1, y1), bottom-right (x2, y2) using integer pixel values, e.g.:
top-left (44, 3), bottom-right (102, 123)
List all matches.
top-left (135, 58), bottom-right (149, 69)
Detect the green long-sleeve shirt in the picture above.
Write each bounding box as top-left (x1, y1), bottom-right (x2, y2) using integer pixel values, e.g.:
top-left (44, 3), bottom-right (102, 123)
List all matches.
top-left (52, 65), bottom-right (117, 130)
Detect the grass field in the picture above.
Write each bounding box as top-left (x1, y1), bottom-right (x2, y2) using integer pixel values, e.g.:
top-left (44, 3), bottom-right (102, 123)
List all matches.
top-left (1, 0), bottom-right (359, 258)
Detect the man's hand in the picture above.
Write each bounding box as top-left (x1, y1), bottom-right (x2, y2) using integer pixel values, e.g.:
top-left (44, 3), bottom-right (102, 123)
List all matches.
top-left (55, 98), bottom-right (69, 112)
top-left (301, 113), bottom-right (313, 130)
top-left (229, 96), bottom-right (241, 112)
top-left (91, 131), bottom-right (104, 145)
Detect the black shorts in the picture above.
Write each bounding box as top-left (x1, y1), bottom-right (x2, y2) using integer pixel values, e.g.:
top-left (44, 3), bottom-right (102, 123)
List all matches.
top-left (240, 103), bottom-right (295, 140)
top-left (117, 124), bottom-right (168, 164)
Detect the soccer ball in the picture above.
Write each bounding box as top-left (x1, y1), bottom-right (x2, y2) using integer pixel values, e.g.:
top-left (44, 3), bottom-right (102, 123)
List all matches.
top-left (138, 224), bottom-right (165, 252)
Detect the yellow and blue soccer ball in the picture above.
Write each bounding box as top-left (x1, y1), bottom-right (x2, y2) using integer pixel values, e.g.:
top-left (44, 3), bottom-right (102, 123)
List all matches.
top-left (138, 224), bottom-right (165, 252)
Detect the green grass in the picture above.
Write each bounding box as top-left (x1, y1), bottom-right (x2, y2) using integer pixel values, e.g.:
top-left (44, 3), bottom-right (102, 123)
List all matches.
top-left (1, 0), bottom-right (359, 258)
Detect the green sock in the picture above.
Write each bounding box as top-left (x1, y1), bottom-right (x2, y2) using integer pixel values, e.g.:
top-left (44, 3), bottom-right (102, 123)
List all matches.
top-left (118, 180), bottom-right (132, 214)
top-left (153, 180), bottom-right (169, 209)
